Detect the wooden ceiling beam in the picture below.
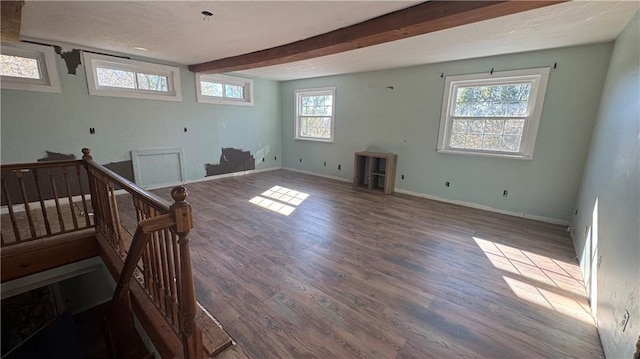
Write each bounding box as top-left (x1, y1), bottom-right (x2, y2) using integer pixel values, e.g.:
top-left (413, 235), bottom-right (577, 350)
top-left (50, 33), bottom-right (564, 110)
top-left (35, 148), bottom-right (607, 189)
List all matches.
top-left (1, 1), bottom-right (25, 43)
top-left (189, 1), bottom-right (566, 74)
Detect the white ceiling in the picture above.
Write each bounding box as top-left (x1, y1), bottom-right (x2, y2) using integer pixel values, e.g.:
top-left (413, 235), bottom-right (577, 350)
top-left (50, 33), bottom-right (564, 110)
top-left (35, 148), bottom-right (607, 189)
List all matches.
top-left (19, 1), bottom-right (639, 81)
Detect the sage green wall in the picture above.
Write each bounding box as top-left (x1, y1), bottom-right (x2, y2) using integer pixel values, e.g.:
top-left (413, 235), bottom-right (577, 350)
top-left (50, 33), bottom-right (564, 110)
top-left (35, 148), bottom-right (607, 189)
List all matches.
top-left (571, 13), bottom-right (639, 359)
top-left (1, 53), bottom-right (282, 181)
top-left (281, 43), bottom-right (613, 222)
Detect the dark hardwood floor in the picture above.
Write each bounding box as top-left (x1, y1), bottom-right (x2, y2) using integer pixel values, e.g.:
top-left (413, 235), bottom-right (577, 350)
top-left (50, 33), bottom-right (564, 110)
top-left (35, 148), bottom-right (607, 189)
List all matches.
top-left (151, 169), bottom-right (603, 358)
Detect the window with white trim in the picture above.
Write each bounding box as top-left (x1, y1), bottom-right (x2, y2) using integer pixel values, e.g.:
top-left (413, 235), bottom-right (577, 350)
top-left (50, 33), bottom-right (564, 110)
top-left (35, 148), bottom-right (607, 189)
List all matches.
top-left (437, 68), bottom-right (550, 160)
top-left (0, 42), bottom-right (61, 93)
top-left (295, 87), bottom-right (336, 142)
top-left (82, 52), bottom-right (181, 101)
top-left (196, 73), bottom-right (253, 106)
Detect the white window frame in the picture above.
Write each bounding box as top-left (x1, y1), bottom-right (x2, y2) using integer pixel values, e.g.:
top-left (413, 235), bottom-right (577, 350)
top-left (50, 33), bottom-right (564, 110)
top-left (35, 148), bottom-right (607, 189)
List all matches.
top-left (82, 52), bottom-right (181, 101)
top-left (437, 68), bottom-right (550, 160)
top-left (1, 42), bottom-right (61, 93)
top-left (295, 86), bottom-right (336, 143)
top-left (196, 73), bottom-right (254, 106)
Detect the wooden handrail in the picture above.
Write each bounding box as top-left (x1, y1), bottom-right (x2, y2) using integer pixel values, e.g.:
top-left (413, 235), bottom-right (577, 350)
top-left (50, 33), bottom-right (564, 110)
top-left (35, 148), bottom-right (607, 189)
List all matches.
top-left (81, 148), bottom-right (204, 358)
top-left (106, 213), bottom-right (176, 358)
top-left (106, 225), bottom-right (152, 359)
top-left (2, 149), bottom-right (207, 358)
top-left (82, 148), bottom-right (170, 213)
top-left (1, 159), bottom-right (83, 171)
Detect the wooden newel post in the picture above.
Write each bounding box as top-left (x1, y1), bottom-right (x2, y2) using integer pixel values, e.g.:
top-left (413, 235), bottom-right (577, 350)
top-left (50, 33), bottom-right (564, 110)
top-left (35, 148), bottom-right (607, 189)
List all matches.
top-left (81, 147), bottom-right (93, 161)
top-left (170, 186), bottom-right (203, 359)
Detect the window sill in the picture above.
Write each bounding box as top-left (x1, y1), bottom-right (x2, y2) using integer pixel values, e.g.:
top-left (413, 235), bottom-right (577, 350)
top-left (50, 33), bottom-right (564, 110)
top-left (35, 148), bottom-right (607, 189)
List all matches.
top-left (197, 97), bottom-right (254, 106)
top-left (295, 137), bottom-right (334, 143)
top-left (437, 148), bottom-right (532, 160)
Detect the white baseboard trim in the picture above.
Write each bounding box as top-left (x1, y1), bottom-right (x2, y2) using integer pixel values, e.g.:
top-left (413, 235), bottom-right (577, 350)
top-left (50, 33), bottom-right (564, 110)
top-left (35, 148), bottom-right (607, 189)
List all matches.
top-left (94, 167), bottom-right (283, 194)
top-left (278, 167), bottom-right (568, 226)
top-left (3, 166), bottom-right (568, 226)
top-left (282, 167), bottom-right (351, 183)
top-left (394, 188), bottom-right (569, 226)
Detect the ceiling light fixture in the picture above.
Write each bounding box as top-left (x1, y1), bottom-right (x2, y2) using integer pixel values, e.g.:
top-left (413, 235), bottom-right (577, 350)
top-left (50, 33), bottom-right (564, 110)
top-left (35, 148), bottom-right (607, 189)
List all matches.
top-left (133, 46), bottom-right (148, 51)
top-left (201, 10), bottom-right (213, 21)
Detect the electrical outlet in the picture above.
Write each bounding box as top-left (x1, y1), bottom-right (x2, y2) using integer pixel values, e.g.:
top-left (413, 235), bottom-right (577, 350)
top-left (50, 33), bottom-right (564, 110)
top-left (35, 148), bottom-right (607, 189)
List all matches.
top-left (445, 181), bottom-right (450, 187)
top-left (324, 162), bottom-right (326, 167)
top-left (622, 310), bottom-right (630, 332)
top-left (503, 190), bottom-right (508, 197)
top-left (299, 158), bottom-right (302, 163)
top-left (401, 174), bottom-right (405, 180)
top-left (338, 164), bottom-right (341, 170)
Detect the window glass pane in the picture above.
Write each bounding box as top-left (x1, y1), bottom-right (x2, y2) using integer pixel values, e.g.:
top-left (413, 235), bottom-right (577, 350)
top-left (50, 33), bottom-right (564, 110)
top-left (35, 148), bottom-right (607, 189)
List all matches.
top-left (300, 116), bottom-right (331, 139)
top-left (454, 83), bottom-right (531, 117)
top-left (484, 119), bottom-right (504, 135)
top-left (137, 73), bottom-right (168, 92)
top-left (451, 119), bottom-right (467, 133)
top-left (225, 84), bottom-right (244, 99)
top-left (0, 54), bottom-right (41, 79)
top-left (448, 118), bottom-right (525, 153)
top-left (501, 135), bottom-right (522, 152)
top-left (301, 95), bottom-right (332, 116)
top-left (450, 134), bottom-right (465, 148)
top-left (482, 135), bottom-right (502, 151)
top-left (464, 134), bottom-right (483, 149)
top-left (504, 119), bottom-right (525, 135)
top-left (467, 120), bottom-right (484, 134)
top-left (201, 81), bottom-right (223, 97)
top-left (96, 67), bottom-right (135, 89)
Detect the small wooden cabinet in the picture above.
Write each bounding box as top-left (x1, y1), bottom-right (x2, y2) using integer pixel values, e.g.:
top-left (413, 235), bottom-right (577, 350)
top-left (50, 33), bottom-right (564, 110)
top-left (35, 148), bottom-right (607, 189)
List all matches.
top-left (353, 151), bottom-right (397, 194)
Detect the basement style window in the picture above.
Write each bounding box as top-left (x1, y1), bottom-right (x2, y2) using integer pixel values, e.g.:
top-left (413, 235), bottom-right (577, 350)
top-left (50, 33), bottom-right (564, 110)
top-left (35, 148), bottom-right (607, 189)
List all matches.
top-left (437, 68), bottom-right (550, 160)
top-left (295, 87), bottom-right (336, 142)
top-left (196, 73), bottom-right (254, 106)
top-left (83, 52), bottom-right (181, 101)
top-left (0, 42), bottom-right (61, 93)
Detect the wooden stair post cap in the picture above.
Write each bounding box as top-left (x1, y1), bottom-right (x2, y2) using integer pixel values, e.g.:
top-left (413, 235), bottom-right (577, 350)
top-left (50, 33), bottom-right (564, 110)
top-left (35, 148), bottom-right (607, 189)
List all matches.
top-left (81, 148), bottom-right (92, 160)
top-left (171, 186), bottom-right (188, 203)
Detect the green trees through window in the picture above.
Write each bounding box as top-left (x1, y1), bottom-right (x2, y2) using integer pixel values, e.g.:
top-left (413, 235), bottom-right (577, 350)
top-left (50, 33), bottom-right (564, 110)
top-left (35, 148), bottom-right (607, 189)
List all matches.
top-left (96, 67), bottom-right (168, 92)
top-left (450, 83), bottom-right (532, 152)
top-left (0, 55), bottom-right (40, 79)
top-left (438, 68), bottom-right (550, 159)
top-left (299, 94), bottom-right (333, 139)
top-left (295, 87), bottom-right (336, 142)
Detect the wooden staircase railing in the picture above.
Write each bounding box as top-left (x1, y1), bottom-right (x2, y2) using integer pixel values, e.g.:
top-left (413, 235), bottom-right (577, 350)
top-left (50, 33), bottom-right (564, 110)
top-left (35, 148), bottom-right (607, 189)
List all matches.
top-left (82, 148), bottom-right (204, 358)
top-left (1, 159), bottom-right (93, 245)
top-left (1, 149), bottom-right (219, 358)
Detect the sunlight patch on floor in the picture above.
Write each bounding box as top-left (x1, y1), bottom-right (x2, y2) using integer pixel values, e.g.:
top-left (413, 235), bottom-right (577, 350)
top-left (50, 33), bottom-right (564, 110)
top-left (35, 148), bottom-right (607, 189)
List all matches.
top-left (249, 186), bottom-right (309, 216)
top-left (473, 236), bottom-right (594, 325)
top-left (503, 276), bottom-right (595, 324)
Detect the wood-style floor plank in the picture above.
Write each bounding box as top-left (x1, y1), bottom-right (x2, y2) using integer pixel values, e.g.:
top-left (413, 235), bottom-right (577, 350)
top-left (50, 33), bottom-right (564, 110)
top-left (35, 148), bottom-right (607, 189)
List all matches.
top-left (149, 170), bottom-right (603, 358)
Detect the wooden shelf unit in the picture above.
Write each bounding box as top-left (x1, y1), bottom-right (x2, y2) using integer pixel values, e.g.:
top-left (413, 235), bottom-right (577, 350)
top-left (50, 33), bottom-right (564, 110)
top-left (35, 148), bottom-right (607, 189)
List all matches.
top-left (353, 151), bottom-right (397, 194)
